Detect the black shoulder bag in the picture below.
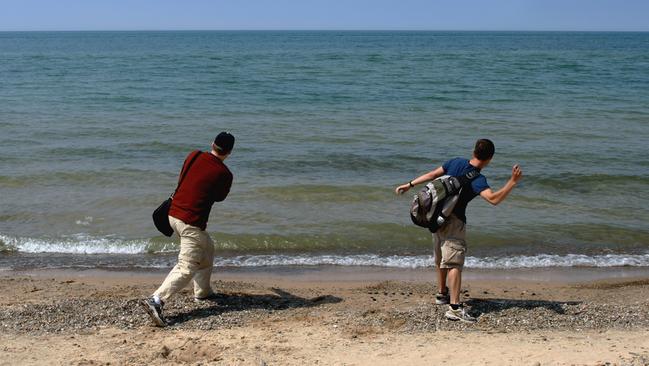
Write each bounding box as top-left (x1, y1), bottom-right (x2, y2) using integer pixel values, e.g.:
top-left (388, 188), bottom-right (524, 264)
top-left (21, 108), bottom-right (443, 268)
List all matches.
top-left (152, 151), bottom-right (202, 237)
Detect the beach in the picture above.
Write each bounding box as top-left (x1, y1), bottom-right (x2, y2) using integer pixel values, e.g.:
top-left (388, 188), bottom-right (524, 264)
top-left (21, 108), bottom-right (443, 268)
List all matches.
top-left (1, 267), bottom-right (648, 365)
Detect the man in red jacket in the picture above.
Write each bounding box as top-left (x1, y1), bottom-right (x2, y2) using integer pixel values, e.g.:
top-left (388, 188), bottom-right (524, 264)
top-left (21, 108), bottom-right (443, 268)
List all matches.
top-left (143, 132), bottom-right (234, 327)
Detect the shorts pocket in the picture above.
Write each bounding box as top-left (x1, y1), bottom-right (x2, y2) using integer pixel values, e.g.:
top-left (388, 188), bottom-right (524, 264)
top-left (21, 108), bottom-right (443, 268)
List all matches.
top-left (441, 240), bottom-right (466, 267)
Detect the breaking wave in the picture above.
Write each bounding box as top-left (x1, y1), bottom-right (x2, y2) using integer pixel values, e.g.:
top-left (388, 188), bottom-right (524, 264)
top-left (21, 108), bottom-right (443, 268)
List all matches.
top-left (1, 234), bottom-right (648, 269)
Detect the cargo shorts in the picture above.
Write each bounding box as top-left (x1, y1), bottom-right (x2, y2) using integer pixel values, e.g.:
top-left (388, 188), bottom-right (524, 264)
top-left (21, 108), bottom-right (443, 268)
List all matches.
top-left (432, 215), bottom-right (467, 270)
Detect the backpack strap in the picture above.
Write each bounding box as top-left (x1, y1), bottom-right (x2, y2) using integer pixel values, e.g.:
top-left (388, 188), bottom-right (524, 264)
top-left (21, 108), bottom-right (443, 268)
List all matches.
top-left (171, 150), bottom-right (202, 198)
top-left (456, 168), bottom-right (480, 187)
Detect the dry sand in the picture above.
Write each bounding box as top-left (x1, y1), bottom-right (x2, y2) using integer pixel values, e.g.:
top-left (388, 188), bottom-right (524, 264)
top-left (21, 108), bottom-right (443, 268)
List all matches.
top-left (1, 268), bottom-right (648, 365)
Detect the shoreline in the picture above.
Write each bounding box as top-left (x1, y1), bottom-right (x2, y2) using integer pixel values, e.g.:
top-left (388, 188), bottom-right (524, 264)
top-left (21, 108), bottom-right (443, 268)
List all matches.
top-left (5, 265), bottom-right (649, 285)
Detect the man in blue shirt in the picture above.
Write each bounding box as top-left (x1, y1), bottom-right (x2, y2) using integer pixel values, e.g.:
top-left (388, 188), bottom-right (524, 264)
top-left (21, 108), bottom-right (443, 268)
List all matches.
top-left (395, 139), bottom-right (522, 323)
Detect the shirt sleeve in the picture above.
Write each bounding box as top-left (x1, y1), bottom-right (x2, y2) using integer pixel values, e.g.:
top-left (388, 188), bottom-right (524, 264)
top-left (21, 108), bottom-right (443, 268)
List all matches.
top-left (471, 175), bottom-right (490, 195)
top-left (213, 172), bottom-right (233, 202)
top-left (441, 158), bottom-right (456, 173)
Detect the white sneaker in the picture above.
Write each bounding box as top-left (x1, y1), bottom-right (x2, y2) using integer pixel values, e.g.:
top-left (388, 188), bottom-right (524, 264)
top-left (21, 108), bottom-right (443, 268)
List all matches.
top-left (445, 305), bottom-right (477, 323)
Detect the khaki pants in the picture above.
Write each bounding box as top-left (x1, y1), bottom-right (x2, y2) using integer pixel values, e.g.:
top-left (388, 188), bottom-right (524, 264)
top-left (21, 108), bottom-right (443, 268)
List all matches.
top-left (432, 215), bottom-right (467, 270)
top-left (153, 216), bottom-right (215, 302)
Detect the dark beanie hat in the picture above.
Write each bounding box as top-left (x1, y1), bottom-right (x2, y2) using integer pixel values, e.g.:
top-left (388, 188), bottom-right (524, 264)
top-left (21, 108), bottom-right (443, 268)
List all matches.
top-left (214, 132), bottom-right (235, 153)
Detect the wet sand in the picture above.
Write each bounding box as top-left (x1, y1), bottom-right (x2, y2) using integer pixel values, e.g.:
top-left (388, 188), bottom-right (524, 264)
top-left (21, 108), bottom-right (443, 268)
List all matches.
top-left (1, 267), bottom-right (648, 365)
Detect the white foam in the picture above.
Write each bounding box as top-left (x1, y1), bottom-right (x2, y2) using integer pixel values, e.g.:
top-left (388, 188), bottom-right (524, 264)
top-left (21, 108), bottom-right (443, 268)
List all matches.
top-left (0, 233), bottom-right (149, 255)
top-left (1, 234), bottom-right (648, 268)
top-left (214, 254), bottom-right (435, 268)
top-left (209, 253), bottom-right (649, 268)
top-left (75, 216), bottom-right (93, 226)
top-left (466, 253), bottom-right (649, 268)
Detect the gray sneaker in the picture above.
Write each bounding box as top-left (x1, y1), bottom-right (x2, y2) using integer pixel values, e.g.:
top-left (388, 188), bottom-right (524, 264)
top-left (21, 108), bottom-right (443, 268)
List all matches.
top-left (435, 287), bottom-right (450, 305)
top-left (445, 305), bottom-right (477, 323)
top-left (142, 297), bottom-right (167, 327)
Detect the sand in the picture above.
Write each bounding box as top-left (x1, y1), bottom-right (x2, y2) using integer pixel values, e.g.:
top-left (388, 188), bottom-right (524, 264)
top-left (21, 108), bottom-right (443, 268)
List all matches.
top-left (1, 267), bottom-right (648, 365)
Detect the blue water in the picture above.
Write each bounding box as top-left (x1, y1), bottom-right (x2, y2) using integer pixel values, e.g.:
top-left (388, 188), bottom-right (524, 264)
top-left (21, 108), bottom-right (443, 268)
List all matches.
top-left (1, 31), bottom-right (648, 269)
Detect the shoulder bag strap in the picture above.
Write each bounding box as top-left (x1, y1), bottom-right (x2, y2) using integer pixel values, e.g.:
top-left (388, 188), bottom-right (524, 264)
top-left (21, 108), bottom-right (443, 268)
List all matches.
top-left (171, 150), bottom-right (202, 198)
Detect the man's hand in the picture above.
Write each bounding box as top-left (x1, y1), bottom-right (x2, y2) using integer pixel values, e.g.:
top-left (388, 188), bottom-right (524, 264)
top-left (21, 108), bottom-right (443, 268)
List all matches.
top-left (510, 164), bottom-right (523, 183)
top-left (395, 183), bottom-right (411, 195)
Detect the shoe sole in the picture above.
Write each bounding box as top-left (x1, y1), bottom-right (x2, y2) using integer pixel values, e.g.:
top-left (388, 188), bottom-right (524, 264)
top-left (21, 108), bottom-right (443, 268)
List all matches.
top-left (194, 292), bottom-right (220, 303)
top-left (194, 295), bottom-right (218, 303)
top-left (194, 298), bottom-right (205, 303)
top-left (445, 311), bottom-right (477, 324)
top-left (194, 298), bottom-right (218, 304)
top-left (435, 299), bottom-right (450, 305)
top-left (141, 299), bottom-right (167, 327)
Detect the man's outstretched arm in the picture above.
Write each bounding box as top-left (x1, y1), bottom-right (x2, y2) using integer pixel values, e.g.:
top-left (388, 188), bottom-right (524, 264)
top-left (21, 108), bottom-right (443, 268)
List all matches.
top-left (480, 164), bottom-right (522, 205)
top-left (395, 166), bottom-right (445, 195)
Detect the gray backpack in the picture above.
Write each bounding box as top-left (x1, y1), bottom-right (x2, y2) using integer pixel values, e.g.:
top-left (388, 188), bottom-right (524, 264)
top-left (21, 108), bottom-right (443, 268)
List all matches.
top-left (410, 169), bottom-right (479, 232)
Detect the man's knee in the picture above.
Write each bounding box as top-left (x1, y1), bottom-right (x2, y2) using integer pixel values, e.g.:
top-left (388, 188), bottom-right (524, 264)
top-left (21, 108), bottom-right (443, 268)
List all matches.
top-left (176, 258), bottom-right (201, 276)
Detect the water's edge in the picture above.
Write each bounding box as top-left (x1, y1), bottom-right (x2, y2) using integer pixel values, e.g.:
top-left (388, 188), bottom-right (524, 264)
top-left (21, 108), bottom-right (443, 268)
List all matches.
top-left (4, 265), bottom-right (649, 285)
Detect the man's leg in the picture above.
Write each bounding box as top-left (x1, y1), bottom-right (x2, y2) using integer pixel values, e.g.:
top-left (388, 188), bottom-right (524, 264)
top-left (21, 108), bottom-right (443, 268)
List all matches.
top-left (439, 216), bottom-right (466, 303)
top-left (144, 217), bottom-right (204, 326)
top-left (153, 218), bottom-right (204, 303)
top-left (192, 231), bottom-right (215, 299)
top-left (444, 265), bottom-right (474, 322)
top-left (440, 216), bottom-right (475, 322)
top-left (433, 233), bottom-right (448, 293)
top-left (433, 233), bottom-right (449, 304)
top-left (437, 268), bottom-right (448, 293)
top-left (447, 267), bottom-right (462, 305)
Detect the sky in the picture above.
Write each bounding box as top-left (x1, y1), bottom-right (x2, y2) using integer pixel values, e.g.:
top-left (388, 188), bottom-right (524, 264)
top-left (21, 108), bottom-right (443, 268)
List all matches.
top-left (1, 0), bottom-right (648, 31)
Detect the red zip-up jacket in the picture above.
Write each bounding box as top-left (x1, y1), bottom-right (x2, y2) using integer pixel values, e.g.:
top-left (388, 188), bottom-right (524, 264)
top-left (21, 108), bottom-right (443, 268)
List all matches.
top-left (169, 150), bottom-right (233, 230)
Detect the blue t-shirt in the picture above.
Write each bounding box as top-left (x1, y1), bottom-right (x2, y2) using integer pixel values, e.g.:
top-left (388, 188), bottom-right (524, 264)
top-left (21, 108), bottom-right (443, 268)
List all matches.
top-left (442, 157), bottom-right (490, 223)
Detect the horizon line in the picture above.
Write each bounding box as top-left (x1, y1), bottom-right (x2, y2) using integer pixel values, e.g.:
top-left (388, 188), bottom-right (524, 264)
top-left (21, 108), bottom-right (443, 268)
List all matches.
top-left (1, 28), bottom-right (648, 33)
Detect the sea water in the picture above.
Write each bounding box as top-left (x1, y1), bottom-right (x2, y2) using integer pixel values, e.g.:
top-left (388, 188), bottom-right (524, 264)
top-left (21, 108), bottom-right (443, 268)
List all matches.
top-left (1, 31), bottom-right (648, 270)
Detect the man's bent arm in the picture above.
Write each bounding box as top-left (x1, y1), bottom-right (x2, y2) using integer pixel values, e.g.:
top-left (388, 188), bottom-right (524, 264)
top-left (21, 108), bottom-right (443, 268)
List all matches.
top-left (480, 164), bottom-right (522, 205)
top-left (212, 175), bottom-right (233, 202)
